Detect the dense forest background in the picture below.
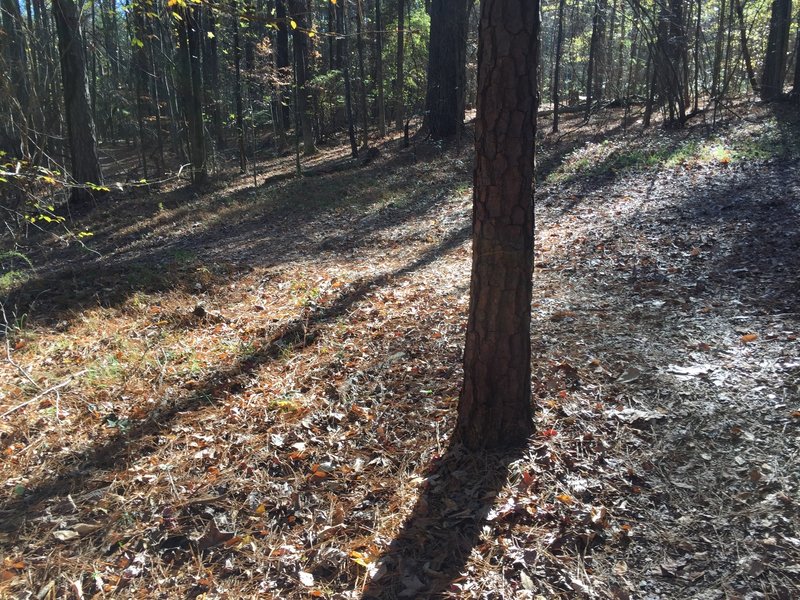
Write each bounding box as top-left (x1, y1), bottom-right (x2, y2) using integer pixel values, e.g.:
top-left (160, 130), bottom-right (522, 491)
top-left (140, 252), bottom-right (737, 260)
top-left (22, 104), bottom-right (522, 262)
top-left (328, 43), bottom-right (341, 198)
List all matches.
top-left (1, 0), bottom-right (799, 200)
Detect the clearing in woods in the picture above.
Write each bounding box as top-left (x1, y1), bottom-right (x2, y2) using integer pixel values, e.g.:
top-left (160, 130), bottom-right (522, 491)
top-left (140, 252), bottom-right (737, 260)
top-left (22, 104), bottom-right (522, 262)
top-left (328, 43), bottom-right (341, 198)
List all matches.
top-left (1, 105), bottom-right (799, 598)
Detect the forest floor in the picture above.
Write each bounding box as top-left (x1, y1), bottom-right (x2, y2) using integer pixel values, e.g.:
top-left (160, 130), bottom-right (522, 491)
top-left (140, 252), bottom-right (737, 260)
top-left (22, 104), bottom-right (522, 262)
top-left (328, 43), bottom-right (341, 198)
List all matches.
top-left (1, 102), bottom-right (799, 600)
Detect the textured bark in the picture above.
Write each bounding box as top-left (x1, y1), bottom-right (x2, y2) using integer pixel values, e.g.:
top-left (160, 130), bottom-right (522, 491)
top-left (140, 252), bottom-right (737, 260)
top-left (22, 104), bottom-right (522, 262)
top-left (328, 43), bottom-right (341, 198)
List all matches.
top-left (355, 0), bottom-right (369, 148)
top-left (394, 0), bottom-right (405, 131)
top-left (341, 0), bottom-right (358, 157)
top-left (176, 2), bottom-right (207, 183)
top-left (202, 5), bottom-right (225, 149)
top-left (232, 0), bottom-right (247, 171)
top-left (375, 0), bottom-right (387, 137)
top-left (733, 0), bottom-right (758, 95)
top-left (552, 0), bottom-right (566, 132)
top-left (457, 0), bottom-right (539, 450)
top-left (761, 0), bottom-right (792, 100)
top-left (53, 0), bottom-right (104, 202)
top-left (289, 0), bottom-right (316, 155)
top-left (424, 0), bottom-right (470, 139)
top-left (1, 0), bottom-right (30, 155)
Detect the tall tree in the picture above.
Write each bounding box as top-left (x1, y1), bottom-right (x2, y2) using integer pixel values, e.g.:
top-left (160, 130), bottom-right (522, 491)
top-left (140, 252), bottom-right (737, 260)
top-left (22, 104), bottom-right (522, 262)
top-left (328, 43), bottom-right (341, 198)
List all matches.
top-left (457, 0), bottom-right (539, 450)
top-left (394, 0), bottom-right (405, 130)
top-left (551, 0), bottom-right (566, 132)
top-left (289, 0), bottom-right (316, 155)
top-left (176, 0), bottom-right (208, 183)
top-left (424, 0), bottom-right (470, 139)
top-left (53, 0), bottom-right (104, 202)
top-left (761, 0), bottom-right (792, 100)
top-left (375, 0), bottom-right (387, 137)
top-left (1, 0), bottom-right (31, 152)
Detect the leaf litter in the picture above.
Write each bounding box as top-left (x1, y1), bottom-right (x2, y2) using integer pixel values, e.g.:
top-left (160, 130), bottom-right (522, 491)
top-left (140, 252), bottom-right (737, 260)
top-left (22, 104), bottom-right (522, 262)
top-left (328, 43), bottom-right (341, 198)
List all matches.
top-left (0, 106), bottom-right (799, 598)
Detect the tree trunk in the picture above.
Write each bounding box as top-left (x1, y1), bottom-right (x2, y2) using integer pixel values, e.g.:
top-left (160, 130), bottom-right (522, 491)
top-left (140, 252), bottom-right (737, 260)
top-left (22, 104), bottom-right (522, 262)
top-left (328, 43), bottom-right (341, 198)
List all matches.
top-left (394, 0), bottom-right (405, 131)
top-left (761, 0), bottom-right (791, 100)
top-left (424, 0), bottom-right (470, 139)
top-left (53, 0), bottom-right (104, 202)
top-left (233, 0), bottom-right (247, 171)
top-left (176, 2), bottom-right (207, 183)
top-left (1, 0), bottom-right (31, 156)
top-left (203, 5), bottom-right (226, 149)
top-left (734, 0), bottom-right (758, 95)
top-left (289, 0), bottom-right (316, 155)
top-left (585, 0), bottom-right (600, 119)
top-left (552, 0), bottom-right (566, 132)
top-left (375, 0), bottom-right (387, 137)
top-left (341, 0), bottom-right (359, 157)
top-left (457, 0), bottom-right (539, 450)
top-left (355, 0), bottom-right (370, 148)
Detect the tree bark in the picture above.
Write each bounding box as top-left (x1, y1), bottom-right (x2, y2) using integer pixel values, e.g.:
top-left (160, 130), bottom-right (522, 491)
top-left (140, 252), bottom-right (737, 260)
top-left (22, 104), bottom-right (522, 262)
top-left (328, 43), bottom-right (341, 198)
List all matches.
top-left (761, 0), bottom-right (792, 100)
top-left (424, 0), bottom-right (470, 139)
top-left (176, 2), bottom-right (207, 183)
top-left (552, 0), bottom-right (566, 132)
top-left (233, 0), bottom-right (247, 171)
top-left (734, 0), bottom-right (759, 96)
top-left (289, 0), bottom-right (316, 155)
top-left (457, 0), bottom-right (539, 450)
top-left (394, 0), bottom-right (405, 131)
top-left (355, 0), bottom-right (370, 148)
top-left (375, 0), bottom-right (387, 137)
top-left (53, 0), bottom-right (104, 202)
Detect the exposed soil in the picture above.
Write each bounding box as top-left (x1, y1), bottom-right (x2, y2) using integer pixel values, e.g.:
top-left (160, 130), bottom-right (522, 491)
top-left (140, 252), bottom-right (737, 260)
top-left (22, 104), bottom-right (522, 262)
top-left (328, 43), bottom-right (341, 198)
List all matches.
top-left (0, 105), bottom-right (798, 599)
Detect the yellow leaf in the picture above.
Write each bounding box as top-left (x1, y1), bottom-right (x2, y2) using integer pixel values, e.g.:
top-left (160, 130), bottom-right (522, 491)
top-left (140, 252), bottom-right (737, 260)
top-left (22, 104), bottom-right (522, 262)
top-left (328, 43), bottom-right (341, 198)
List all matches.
top-left (349, 551), bottom-right (371, 567)
top-left (207, 31), bottom-right (215, 39)
top-left (330, 0), bottom-right (336, 4)
top-left (556, 493), bottom-right (574, 505)
top-left (308, 30), bottom-right (315, 37)
top-left (290, 19), bottom-right (297, 29)
top-left (255, 503), bottom-right (266, 514)
top-left (740, 333), bottom-right (758, 343)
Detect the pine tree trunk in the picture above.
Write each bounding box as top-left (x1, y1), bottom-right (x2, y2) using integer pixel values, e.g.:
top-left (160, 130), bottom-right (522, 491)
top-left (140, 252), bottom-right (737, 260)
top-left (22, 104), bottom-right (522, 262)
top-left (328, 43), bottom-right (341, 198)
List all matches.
top-left (552, 0), bottom-right (566, 132)
top-left (734, 0), bottom-right (758, 95)
top-left (341, 0), bottom-right (359, 157)
top-left (375, 0), bottom-right (387, 137)
top-left (356, 0), bottom-right (370, 148)
top-left (53, 0), bottom-right (104, 202)
top-left (394, 0), bottom-right (405, 131)
top-left (457, 0), bottom-right (539, 450)
top-left (424, 0), bottom-right (469, 139)
top-left (761, 0), bottom-right (791, 100)
top-left (177, 2), bottom-right (207, 183)
top-left (233, 0), bottom-right (247, 171)
top-left (289, 0), bottom-right (317, 155)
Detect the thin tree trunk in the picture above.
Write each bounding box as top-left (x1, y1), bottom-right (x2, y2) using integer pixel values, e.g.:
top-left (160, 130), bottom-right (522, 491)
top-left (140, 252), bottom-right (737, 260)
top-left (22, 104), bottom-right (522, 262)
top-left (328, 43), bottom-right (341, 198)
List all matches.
top-left (289, 0), bottom-right (316, 154)
top-left (552, 0), bottom-right (566, 132)
top-left (53, 0), bottom-right (104, 202)
top-left (375, 0), bottom-right (386, 137)
top-left (233, 0), bottom-right (247, 171)
top-left (356, 0), bottom-right (370, 148)
top-left (342, 0), bottom-right (358, 156)
top-left (732, 0), bottom-right (757, 95)
top-left (177, 2), bottom-right (207, 183)
top-left (394, 0), bottom-right (405, 130)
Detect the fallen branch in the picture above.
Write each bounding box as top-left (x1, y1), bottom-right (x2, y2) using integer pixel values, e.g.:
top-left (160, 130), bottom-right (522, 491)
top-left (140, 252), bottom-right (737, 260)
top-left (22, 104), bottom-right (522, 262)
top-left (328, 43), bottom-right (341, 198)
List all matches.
top-left (0, 369), bottom-right (88, 419)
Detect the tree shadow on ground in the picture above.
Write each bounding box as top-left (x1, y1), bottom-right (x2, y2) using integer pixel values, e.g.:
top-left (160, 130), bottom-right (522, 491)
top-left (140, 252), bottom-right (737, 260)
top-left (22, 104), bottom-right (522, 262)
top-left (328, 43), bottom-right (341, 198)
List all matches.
top-left (361, 442), bottom-right (525, 599)
top-left (1, 146), bottom-right (468, 332)
top-left (0, 223), bottom-right (471, 534)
